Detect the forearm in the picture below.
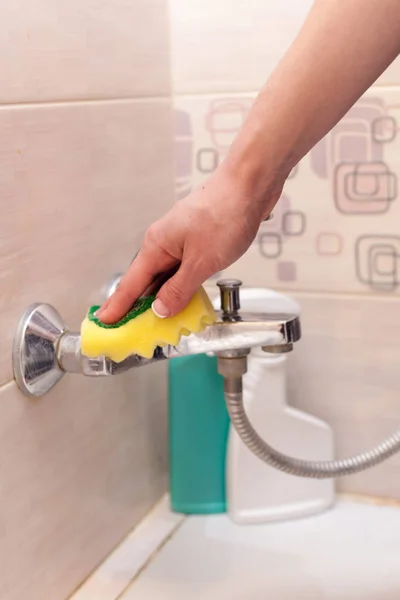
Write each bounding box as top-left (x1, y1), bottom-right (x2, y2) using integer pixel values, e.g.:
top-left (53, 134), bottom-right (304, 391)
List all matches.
top-left (225, 0), bottom-right (400, 210)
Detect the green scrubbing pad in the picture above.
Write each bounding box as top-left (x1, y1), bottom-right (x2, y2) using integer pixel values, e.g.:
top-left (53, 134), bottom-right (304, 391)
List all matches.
top-left (80, 286), bottom-right (217, 362)
top-left (87, 296), bottom-right (155, 329)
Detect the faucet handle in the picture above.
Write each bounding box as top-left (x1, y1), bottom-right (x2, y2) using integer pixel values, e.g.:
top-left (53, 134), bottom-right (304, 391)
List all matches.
top-left (217, 278), bottom-right (242, 317)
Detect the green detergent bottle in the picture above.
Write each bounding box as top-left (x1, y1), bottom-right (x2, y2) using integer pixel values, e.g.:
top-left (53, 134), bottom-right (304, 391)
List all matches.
top-left (168, 353), bottom-right (229, 514)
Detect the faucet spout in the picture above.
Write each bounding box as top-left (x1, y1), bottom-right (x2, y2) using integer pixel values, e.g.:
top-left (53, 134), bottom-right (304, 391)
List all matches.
top-left (14, 281), bottom-right (400, 482)
top-left (167, 310), bottom-right (300, 357)
top-left (12, 286), bottom-right (301, 396)
top-left (56, 310), bottom-right (301, 377)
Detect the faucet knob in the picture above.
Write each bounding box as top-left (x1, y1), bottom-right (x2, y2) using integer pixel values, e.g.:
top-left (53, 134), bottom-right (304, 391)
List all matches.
top-left (217, 278), bottom-right (242, 317)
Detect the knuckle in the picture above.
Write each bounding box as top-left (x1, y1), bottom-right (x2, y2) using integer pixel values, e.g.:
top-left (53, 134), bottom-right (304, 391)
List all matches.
top-left (165, 278), bottom-right (184, 303)
top-left (113, 279), bottom-right (132, 303)
top-left (144, 224), bottom-right (159, 248)
top-left (187, 254), bottom-right (218, 277)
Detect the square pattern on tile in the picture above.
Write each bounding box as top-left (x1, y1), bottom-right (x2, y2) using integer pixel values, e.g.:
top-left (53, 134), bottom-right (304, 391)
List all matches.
top-left (174, 89), bottom-right (400, 296)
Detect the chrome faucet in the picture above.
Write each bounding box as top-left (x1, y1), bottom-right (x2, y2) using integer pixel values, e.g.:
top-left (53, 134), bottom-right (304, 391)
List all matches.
top-left (12, 278), bottom-right (301, 398)
top-left (13, 276), bottom-right (400, 481)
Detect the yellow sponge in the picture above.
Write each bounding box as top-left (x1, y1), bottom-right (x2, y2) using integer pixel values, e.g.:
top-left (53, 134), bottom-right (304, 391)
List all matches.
top-left (80, 286), bottom-right (216, 362)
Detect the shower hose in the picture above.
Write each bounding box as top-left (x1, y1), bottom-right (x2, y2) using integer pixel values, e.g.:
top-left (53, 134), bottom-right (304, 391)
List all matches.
top-left (225, 385), bottom-right (400, 479)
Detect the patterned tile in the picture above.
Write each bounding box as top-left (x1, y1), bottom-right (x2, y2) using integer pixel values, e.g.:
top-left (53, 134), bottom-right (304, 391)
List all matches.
top-left (175, 89), bottom-right (400, 295)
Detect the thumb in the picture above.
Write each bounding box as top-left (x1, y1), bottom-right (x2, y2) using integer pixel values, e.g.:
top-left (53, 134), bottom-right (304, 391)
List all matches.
top-left (152, 262), bottom-right (209, 318)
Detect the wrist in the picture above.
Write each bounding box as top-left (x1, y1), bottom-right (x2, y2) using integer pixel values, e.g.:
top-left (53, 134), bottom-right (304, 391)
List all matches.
top-left (222, 120), bottom-right (292, 220)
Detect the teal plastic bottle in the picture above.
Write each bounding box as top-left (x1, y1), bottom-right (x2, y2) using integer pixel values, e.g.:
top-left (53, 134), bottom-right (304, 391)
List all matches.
top-left (168, 353), bottom-right (229, 514)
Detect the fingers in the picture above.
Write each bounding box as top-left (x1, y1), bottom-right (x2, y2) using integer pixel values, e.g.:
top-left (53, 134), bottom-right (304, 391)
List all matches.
top-left (142, 264), bottom-right (180, 296)
top-left (97, 251), bottom-right (176, 324)
top-left (152, 261), bottom-right (210, 318)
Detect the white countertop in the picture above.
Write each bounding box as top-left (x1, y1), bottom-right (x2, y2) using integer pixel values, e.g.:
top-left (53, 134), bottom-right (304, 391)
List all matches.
top-left (123, 500), bottom-right (400, 600)
top-left (72, 496), bottom-right (400, 600)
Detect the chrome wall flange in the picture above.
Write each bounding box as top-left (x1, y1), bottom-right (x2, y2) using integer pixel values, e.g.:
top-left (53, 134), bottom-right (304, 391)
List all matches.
top-left (12, 303), bottom-right (67, 398)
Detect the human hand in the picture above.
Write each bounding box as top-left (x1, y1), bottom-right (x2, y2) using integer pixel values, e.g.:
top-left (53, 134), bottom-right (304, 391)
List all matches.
top-left (96, 0), bottom-right (400, 325)
top-left (97, 164), bottom-right (284, 323)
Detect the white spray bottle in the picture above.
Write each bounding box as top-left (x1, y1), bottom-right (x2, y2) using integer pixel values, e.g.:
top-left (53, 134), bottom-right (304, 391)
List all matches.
top-left (213, 288), bottom-right (335, 524)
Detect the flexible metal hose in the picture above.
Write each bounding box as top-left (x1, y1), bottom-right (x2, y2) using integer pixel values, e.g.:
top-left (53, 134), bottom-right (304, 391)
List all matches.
top-left (225, 382), bottom-right (400, 479)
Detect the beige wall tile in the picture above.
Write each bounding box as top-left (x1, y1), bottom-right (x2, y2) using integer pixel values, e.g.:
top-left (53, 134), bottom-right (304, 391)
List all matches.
top-left (170, 0), bottom-right (400, 94)
top-left (202, 285), bottom-right (400, 498)
top-left (0, 98), bottom-right (174, 386)
top-left (0, 2), bottom-right (173, 597)
top-left (0, 364), bottom-right (168, 600)
top-left (175, 88), bottom-right (400, 296)
top-left (170, 0), bottom-right (312, 95)
top-left (376, 61), bottom-right (400, 87)
top-left (0, 0), bottom-right (170, 103)
top-left (287, 292), bottom-right (400, 498)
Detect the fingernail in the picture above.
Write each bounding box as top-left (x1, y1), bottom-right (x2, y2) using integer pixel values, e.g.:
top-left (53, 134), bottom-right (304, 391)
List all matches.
top-left (95, 298), bottom-right (110, 317)
top-left (95, 305), bottom-right (105, 317)
top-left (152, 299), bottom-right (170, 318)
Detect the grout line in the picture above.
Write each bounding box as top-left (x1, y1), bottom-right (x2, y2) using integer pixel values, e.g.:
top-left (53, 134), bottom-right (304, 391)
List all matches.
top-left (172, 84), bottom-right (400, 100)
top-left (0, 380), bottom-right (17, 393)
top-left (172, 89), bottom-right (257, 100)
top-left (64, 498), bottom-right (171, 600)
top-left (0, 94), bottom-right (172, 111)
top-left (69, 494), bottom-right (185, 600)
top-left (205, 283), bottom-right (400, 303)
top-left (280, 289), bottom-right (400, 302)
top-left (73, 494), bottom-right (400, 600)
top-left (339, 492), bottom-right (400, 508)
top-left (116, 516), bottom-right (186, 600)
top-left (65, 494), bottom-right (175, 599)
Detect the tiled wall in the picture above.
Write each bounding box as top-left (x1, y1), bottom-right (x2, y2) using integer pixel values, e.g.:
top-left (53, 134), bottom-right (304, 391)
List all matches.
top-left (0, 2), bottom-right (173, 599)
top-left (170, 0), bottom-right (400, 498)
